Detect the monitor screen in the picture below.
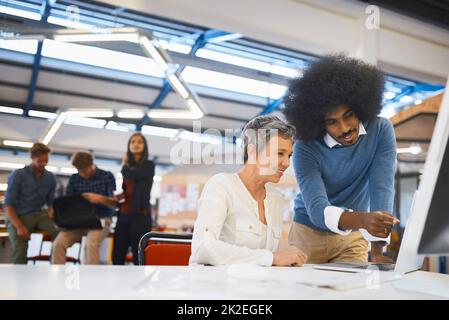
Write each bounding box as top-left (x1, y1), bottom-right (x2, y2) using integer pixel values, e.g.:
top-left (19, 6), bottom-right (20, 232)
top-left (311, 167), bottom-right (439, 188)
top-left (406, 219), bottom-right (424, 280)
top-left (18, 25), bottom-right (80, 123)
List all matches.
top-left (417, 79), bottom-right (449, 255)
top-left (418, 133), bottom-right (449, 254)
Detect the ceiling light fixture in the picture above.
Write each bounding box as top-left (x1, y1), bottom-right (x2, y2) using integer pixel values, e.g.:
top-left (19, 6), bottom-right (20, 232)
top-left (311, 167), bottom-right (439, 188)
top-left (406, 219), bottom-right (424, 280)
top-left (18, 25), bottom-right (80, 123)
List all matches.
top-left (3, 140), bottom-right (33, 148)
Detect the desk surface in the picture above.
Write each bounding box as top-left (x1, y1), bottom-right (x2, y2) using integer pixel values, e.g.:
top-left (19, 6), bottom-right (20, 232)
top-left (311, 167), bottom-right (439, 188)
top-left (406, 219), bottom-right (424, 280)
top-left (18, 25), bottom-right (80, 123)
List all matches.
top-left (0, 264), bottom-right (448, 300)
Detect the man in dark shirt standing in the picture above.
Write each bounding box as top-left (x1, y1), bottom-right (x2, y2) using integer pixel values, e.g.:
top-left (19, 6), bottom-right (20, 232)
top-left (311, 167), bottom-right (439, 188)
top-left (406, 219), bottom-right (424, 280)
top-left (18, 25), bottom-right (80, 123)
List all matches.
top-left (52, 152), bottom-right (117, 265)
top-left (4, 143), bottom-right (58, 264)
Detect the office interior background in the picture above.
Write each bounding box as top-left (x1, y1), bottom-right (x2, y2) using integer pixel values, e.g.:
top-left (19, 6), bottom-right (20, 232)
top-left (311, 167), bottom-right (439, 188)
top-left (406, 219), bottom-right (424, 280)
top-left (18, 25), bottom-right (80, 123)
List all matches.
top-left (0, 0), bottom-right (448, 274)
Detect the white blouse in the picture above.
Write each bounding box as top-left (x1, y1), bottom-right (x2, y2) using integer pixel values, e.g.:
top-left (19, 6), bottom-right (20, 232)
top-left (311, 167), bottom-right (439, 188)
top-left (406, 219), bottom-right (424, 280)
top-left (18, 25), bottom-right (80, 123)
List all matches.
top-left (189, 173), bottom-right (286, 266)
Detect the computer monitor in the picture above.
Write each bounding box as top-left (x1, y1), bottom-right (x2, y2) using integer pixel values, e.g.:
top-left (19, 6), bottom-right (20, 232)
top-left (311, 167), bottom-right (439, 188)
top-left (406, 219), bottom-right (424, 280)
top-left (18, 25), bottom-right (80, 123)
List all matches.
top-left (412, 77), bottom-right (449, 255)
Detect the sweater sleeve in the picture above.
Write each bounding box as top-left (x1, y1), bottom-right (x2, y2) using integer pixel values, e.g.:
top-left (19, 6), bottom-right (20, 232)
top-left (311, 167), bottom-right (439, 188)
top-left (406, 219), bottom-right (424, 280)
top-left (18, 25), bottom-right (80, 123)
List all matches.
top-left (293, 142), bottom-right (332, 231)
top-left (190, 175), bottom-right (273, 266)
top-left (366, 118), bottom-right (397, 242)
top-left (368, 119), bottom-right (397, 214)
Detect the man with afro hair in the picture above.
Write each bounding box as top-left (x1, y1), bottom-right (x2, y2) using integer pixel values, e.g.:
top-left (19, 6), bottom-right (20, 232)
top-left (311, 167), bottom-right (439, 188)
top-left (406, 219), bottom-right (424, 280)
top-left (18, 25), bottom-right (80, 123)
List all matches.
top-left (284, 54), bottom-right (400, 264)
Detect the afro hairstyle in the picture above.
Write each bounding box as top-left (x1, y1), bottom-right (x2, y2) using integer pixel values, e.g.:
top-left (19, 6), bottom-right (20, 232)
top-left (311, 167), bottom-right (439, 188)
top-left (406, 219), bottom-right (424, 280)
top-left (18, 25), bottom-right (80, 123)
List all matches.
top-left (283, 54), bottom-right (385, 141)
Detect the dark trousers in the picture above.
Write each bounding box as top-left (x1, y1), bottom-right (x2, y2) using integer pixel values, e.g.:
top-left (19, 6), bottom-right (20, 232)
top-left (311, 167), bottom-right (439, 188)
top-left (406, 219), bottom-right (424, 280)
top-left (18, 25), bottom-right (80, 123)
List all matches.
top-left (112, 213), bottom-right (151, 265)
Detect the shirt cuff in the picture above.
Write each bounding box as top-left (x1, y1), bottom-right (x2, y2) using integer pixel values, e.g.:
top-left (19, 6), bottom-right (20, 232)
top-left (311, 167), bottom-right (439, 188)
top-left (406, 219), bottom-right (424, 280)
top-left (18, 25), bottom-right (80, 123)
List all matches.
top-left (324, 206), bottom-right (351, 235)
top-left (263, 251), bottom-right (274, 267)
top-left (359, 228), bottom-right (391, 245)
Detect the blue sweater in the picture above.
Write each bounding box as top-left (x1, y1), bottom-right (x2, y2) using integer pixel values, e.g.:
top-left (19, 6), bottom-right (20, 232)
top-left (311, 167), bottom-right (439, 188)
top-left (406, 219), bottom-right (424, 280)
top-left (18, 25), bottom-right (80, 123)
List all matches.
top-left (292, 117), bottom-right (397, 232)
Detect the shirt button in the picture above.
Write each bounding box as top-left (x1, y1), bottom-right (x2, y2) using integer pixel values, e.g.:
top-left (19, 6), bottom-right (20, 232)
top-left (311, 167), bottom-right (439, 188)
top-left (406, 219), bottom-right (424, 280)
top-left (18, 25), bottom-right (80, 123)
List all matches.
top-left (249, 225), bottom-right (253, 230)
top-left (205, 228), bottom-right (208, 232)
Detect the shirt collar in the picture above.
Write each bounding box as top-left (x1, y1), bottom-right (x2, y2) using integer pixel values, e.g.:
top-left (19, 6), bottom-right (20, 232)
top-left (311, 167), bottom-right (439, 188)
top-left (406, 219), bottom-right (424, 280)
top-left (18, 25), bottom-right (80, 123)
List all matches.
top-left (323, 122), bottom-right (367, 148)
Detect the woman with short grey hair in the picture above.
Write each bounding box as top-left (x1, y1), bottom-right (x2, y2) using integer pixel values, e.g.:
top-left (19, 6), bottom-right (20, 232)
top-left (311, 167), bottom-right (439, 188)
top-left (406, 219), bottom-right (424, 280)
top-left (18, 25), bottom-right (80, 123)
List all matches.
top-left (190, 115), bottom-right (308, 266)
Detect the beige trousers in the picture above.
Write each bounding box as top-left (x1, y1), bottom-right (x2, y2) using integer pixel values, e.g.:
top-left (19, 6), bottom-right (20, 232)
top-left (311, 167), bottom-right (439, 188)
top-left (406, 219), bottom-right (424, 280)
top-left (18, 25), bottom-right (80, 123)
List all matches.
top-left (51, 218), bottom-right (111, 265)
top-left (288, 222), bottom-right (369, 264)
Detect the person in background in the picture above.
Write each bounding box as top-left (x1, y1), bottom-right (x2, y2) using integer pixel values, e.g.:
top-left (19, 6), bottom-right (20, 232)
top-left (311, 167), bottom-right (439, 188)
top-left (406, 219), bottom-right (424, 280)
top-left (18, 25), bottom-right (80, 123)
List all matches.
top-left (4, 142), bottom-right (58, 264)
top-left (52, 152), bottom-right (117, 265)
top-left (283, 54), bottom-right (400, 264)
top-left (189, 115), bottom-right (308, 267)
top-left (112, 133), bottom-right (155, 265)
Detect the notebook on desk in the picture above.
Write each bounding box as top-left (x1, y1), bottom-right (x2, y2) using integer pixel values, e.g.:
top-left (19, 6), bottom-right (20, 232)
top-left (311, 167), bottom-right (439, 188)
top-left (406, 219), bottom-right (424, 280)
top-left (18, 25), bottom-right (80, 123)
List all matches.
top-left (313, 262), bottom-right (396, 273)
top-left (293, 267), bottom-right (403, 290)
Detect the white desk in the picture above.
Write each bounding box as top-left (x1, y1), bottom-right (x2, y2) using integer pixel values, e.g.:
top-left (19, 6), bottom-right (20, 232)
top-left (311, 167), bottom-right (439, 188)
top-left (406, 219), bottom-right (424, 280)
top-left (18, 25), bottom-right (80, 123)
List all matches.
top-left (0, 264), bottom-right (448, 300)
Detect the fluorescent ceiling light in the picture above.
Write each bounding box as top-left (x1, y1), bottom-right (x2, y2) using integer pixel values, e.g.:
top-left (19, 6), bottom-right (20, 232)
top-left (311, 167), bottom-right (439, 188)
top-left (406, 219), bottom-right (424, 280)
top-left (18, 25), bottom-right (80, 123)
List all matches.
top-left (0, 183), bottom-right (7, 191)
top-left (41, 112), bottom-right (66, 145)
top-left (182, 66), bottom-right (287, 99)
top-left (153, 175), bottom-right (162, 182)
top-left (167, 74), bottom-right (189, 99)
top-left (45, 166), bottom-right (58, 173)
top-left (409, 145), bottom-right (422, 155)
top-left (3, 140), bottom-right (33, 148)
top-left (60, 167), bottom-right (78, 175)
top-left (399, 95), bottom-right (414, 104)
top-left (177, 131), bottom-right (222, 145)
top-left (66, 110), bottom-right (114, 118)
top-left (0, 5), bottom-right (41, 21)
top-left (207, 33), bottom-right (242, 43)
top-left (53, 33), bottom-right (139, 43)
top-left (235, 138), bottom-right (243, 146)
top-left (0, 39), bottom-right (38, 54)
top-left (384, 92), bottom-right (396, 100)
top-left (0, 162), bottom-right (25, 169)
top-left (105, 121), bottom-right (130, 132)
top-left (0, 106), bottom-right (24, 115)
top-left (269, 83), bottom-right (287, 100)
top-left (42, 39), bottom-right (165, 78)
top-left (47, 16), bottom-right (95, 30)
top-left (29, 110), bottom-right (57, 119)
top-left (379, 108), bottom-right (396, 119)
top-left (270, 65), bottom-right (300, 78)
top-left (397, 145), bottom-right (422, 155)
top-left (52, 28), bottom-right (140, 43)
top-left (139, 36), bottom-right (169, 71)
top-left (141, 125), bottom-right (179, 138)
top-left (147, 109), bottom-right (202, 120)
top-left (385, 85), bottom-right (402, 94)
top-left (64, 117), bottom-right (106, 128)
top-left (34, 29), bottom-right (203, 121)
top-left (117, 109), bottom-right (144, 119)
top-left (158, 40), bottom-right (192, 54)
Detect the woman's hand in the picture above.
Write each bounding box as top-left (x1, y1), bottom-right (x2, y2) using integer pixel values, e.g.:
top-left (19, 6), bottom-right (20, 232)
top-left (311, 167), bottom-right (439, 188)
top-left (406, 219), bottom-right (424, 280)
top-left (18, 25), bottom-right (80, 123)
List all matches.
top-left (272, 246), bottom-right (308, 267)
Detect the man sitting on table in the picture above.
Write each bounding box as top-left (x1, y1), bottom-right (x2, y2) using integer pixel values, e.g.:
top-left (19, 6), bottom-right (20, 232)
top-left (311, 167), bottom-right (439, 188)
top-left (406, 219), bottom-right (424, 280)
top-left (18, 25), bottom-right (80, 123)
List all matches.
top-left (190, 115), bottom-right (308, 267)
top-left (52, 152), bottom-right (117, 265)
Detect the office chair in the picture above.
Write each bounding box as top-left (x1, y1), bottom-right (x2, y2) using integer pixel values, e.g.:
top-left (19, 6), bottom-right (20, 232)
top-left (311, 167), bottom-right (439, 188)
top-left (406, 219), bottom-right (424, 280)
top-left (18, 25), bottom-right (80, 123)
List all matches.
top-left (138, 231), bottom-right (192, 266)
